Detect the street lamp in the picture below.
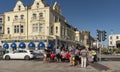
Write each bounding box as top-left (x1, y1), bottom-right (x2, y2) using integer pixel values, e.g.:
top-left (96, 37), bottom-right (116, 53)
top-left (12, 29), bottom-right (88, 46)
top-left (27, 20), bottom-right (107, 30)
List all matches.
top-left (44, 26), bottom-right (49, 48)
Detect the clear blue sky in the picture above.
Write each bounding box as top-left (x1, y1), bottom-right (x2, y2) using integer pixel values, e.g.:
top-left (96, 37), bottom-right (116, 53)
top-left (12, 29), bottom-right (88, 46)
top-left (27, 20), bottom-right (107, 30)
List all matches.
top-left (0, 0), bottom-right (120, 45)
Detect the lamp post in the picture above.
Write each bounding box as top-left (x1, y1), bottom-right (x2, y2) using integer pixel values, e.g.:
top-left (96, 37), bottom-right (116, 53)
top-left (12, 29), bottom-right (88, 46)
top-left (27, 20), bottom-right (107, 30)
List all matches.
top-left (26, 6), bottom-right (29, 40)
top-left (46, 26), bottom-right (49, 47)
top-left (55, 36), bottom-right (58, 48)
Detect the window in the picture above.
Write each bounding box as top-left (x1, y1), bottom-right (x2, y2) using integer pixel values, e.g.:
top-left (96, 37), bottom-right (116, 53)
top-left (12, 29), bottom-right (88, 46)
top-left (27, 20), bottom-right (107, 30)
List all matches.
top-left (0, 27), bottom-right (2, 33)
top-left (18, 5), bottom-right (21, 11)
top-left (55, 16), bottom-right (58, 22)
top-left (21, 15), bottom-right (24, 20)
top-left (39, 23), bottom-right (43, 32)
top-left (32, 24), bottom-right (38, 32)
top-left (7, 27), bottom-right (10, 34)
top-left (17, 25), bottom-right (19, 33)
top-left (65, 28), bottom-right (67, 36)
top-left (33, 14), bottom-right (36, 19)
top-left (116, 36), bottom-right (119, 39)
top-left (62, 26), bottom-right (65, 36)
top-left (20, 25), bottom-right (24, 33)
top-left (0, 18), bottom-right (2, 23)
top-left (17, 50), bottom-right (27, 53)
top-left (110, 36), bottom-right (112, 40)
top-left (15, 15), bottom-right (18, 20)
top-left (56, 26), bottom-right (58, 33)
top-left (8, 16), bottom-right (10, 21)
top-left (22, 50), bottom-right (27, 53)
top-left (14, 26), bottom-right (17, 33)
top-left (14, 25), bottom-right (24, 33)
top-left (51, 26), bottom-right (53, 34)
top-left (39, 13), bottom-right (43, 17)
top-left (110, 41), bottom-right (112, 45)
top-left (36, 3), bottom-right (39, 8)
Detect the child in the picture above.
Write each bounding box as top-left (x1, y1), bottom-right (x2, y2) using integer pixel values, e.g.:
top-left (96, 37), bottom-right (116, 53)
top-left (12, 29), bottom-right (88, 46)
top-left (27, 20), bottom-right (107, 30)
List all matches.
top-left (65, 51), bottom-right (71, 62)
top-left (50, 51), bottom-right (56, 61)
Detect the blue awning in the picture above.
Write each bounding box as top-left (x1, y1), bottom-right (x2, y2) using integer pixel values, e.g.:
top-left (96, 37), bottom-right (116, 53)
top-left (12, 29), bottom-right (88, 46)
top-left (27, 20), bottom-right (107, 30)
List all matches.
top-left (38, 42), bottom-right (45, 48)
top-left (11, 42), bottom-right (17, 48)
top-left (28, 42), bottom-right (35, 48)
top-left (48, 43), bottom-right (54, 48)
top-left (3, 43), bottom-right (9, 49)
top-left (19, 42), bottom-right (26, 48)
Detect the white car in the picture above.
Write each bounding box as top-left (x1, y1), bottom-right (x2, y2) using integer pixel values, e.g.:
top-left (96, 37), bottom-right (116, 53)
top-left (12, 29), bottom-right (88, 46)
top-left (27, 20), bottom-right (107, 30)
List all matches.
top-left (3, 49), bottom-right (34, 60)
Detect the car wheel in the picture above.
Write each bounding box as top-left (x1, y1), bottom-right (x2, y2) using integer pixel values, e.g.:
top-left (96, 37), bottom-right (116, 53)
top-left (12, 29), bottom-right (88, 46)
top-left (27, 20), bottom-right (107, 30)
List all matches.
top-left (24, 55), bottom-right (30, 60)
top-left (5, 55), bottom-right (10, 60)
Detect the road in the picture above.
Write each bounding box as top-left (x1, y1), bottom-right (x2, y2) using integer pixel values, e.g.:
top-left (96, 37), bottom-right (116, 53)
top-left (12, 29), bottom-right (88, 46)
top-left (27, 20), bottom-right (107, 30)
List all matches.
top-left (0, 60), bottom-right (100, 72)
top-left (0, 55), bottom-right (119, 72)
top-left (99, 61), bottom-right (120, 72)
top-left (98, 55), bottom-right (120, 61)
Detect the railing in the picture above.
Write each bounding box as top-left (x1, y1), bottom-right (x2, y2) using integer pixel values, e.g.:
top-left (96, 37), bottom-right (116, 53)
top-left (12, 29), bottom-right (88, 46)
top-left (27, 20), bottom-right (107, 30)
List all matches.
top-left (0, 34), bottom-right (11, 39)
top-left (31, 17), bottom-right (45, 22)
top-left (13, 19), bottom-right (25, 23)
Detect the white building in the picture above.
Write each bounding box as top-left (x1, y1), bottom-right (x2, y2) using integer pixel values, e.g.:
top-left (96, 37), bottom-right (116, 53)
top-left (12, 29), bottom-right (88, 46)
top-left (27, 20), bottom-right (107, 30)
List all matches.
top-left (109, 34), bottom-right (120, 48)
top-left (0, 0), bottom-right (95, 49)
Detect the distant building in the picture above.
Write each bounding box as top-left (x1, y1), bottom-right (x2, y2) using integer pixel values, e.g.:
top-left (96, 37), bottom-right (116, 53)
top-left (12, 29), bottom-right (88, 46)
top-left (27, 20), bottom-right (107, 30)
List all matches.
top-left (109, 34), bottom-right (120, 48)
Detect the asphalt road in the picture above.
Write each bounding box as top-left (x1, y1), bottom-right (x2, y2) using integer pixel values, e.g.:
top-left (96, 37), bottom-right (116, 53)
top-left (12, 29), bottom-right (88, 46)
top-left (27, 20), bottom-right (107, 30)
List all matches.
top-left (0, 60), bottom-right (100, 72)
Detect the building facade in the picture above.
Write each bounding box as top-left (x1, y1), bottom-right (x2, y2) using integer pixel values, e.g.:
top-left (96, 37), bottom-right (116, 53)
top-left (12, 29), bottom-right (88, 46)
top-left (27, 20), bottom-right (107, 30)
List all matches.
top-left (3, 0), bottom-right (75, 41)
top-left (0, 0), bottom-right (94, 48)
top-left (0, 14), bottom-right (4, 38)
top-left (109, 34), bottom-right (120, 48)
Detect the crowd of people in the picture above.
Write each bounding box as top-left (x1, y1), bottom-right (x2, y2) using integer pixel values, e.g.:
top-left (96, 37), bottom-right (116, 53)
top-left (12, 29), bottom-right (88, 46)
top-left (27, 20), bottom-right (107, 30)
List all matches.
top-left (42, 45), bottom-right (97, 68)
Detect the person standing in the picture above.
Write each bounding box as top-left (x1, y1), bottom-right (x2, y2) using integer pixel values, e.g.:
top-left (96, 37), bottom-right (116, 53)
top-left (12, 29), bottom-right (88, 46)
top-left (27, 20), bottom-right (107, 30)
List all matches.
top-left (91, 49), bottom-right (97, 63)
top-left (55, 47), bottom-right (61, 62)
top-left (69, 45), bottom-right (76, 66)
top-left (80, 47), bottom-right (88, 68)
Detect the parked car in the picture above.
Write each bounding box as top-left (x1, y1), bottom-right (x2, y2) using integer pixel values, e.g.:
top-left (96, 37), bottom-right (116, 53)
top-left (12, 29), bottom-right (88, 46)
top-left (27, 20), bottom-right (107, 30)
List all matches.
top-left (3, 49), bottom-right (34, 60)
top-left (33, 50), bottom-right (44, 58)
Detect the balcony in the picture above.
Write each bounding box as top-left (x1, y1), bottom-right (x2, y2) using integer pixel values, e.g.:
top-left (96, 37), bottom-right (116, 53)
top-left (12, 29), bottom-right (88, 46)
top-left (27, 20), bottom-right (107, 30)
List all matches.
top-left (1, 34), bottom-right (11, 40)
top-left (31, 17), bottom-right (45, 23)
top-left (13, 19), bottom-right (25, 23)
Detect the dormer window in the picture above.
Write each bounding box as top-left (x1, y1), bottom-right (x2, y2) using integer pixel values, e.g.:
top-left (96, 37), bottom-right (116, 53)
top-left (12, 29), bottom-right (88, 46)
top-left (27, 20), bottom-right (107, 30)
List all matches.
top-left (36, 3), bottom-right (39, 8)
top-left (18, 5), bottom-right (21, 11)
top-left (39, 13), bottom-right (43, 17)
top-left (21, 15), bottom-right (24, 20)
top-left (8, 16), bottom-right (10, 21)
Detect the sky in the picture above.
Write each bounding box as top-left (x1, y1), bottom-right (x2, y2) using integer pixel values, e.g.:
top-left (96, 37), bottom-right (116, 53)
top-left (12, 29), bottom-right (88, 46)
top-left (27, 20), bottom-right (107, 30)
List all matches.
top-left (0, 0), bottom-right (120, 45)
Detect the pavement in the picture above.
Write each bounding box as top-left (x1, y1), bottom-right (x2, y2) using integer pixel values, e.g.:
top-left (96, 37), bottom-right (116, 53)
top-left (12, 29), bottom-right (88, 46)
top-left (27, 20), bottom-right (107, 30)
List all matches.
top-left (0, 60), bottom-right (119, 72)
top-left (98, 61), bottom-right (120, 72)
top-left (0, 60), bottom-right (99, 72)
top-left (90, 62), bottom-right (110, 71)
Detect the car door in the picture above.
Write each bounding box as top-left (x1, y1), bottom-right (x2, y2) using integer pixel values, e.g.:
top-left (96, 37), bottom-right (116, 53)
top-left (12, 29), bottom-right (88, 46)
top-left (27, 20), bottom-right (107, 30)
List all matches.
top-left (11, 50), bottom-right (25, 59)
top-left (16, 50), bottom-right (27, 59)
top-left (19, 50), bottom-right (28, 59)
top-left (10, 50), bottom-right (20, 59)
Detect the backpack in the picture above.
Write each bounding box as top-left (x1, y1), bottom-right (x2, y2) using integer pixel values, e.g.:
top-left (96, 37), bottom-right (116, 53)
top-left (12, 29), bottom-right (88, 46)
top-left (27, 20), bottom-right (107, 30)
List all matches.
top-left (81, 52), bottom-right (87, 57)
